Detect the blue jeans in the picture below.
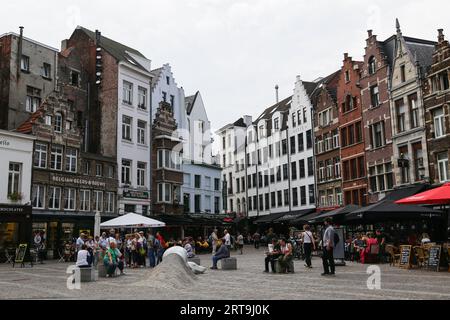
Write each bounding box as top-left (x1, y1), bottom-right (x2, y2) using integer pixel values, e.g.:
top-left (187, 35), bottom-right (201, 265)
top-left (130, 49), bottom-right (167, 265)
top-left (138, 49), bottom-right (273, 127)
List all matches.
top-left (148, 249), bottom-right (155, 267)
top-left (104, 261), bottom-right (117, 275)
top-left (212, 256), bottom-right (222, 268)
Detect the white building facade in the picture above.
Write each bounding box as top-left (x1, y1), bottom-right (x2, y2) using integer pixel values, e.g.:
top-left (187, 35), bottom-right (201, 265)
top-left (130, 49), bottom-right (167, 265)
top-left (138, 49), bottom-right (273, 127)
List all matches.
top-left (117, 58), bottom-right (153, 215)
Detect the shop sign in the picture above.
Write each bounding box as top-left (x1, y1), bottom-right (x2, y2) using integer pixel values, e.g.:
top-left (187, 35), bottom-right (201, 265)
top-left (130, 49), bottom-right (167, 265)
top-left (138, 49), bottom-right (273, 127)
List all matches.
top-left (51, 174), bottom-right (106, 188)
top-left (123, 190), bottom-right (150, 200)
top-left (0, 204), bottom-right (31, 215)
top-left (0, 138), bottom-right (11, 147)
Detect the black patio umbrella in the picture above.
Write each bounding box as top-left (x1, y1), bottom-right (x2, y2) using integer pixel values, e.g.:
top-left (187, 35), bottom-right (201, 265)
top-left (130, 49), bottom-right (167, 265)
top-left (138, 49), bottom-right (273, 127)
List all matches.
top-left (308, 204), bottom-right (361, 224)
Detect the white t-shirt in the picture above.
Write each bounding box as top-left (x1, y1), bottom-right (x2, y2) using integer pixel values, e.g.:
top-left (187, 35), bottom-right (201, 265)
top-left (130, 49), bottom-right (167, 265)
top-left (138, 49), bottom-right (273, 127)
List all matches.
top-left (224, 233), bottom-right (231, 246)
top-left (303, 231), bottom-right (314, 244)
top-left (76, 250), bottom-right (90, 267)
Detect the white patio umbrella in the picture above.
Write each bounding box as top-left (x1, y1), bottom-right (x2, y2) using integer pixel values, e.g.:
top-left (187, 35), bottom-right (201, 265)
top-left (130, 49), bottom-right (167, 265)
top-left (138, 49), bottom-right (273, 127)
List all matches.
top-left (100, 212), bottom-right (166, 228)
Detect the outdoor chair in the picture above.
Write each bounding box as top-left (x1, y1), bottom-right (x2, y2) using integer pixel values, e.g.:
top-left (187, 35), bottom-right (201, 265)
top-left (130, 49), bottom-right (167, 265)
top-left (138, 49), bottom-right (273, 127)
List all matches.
top-left (4, 249), bottom-right (14, 264)
top-left (364, 244), bottom-right (380, 264)
top-left (413, 246), bottom-right (426, 268)
top-left (385, 245), bottom-right (400, 266)
top-left (57, 249), bottom-right (65, 263)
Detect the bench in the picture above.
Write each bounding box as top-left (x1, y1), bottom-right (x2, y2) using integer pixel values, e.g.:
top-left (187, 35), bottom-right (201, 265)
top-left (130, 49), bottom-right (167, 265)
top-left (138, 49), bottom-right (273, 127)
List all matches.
top-left (275, 258), bottom-right (295, 273)
top-left (220, 257), bottom-right (237, 270)
top-left (188, 257), bottom-right (201, 265)
top-left (73, 266), bottom-right (97, 282)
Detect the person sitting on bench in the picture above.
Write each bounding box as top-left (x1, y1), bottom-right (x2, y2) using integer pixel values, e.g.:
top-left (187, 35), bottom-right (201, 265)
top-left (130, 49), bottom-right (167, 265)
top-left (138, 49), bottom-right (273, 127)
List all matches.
top-left (103, 241), bottom-right (124, 277)
top-left (210, 240), bottom-right (230, 270)
top-left (76, 244), bottom-right (92, 268)
top-left (183, 238), bottom-right (196, 258)
top-left (278, 238), bottom-right (294, 273)
top-left (264, 238), bottom-right (281, 273)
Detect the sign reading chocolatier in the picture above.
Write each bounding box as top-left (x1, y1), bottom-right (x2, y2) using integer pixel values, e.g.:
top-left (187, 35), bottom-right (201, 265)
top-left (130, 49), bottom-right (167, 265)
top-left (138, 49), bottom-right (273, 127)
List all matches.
top-left (123, 190), bottom-right (150, 199)
top-left (50, 174), bottom-right (107, 188)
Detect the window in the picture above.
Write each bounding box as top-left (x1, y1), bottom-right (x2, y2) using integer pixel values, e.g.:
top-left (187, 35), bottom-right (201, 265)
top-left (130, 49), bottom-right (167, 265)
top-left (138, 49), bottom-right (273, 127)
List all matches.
top-left (138, 87), bottom-right (147, 110)
top-left (166, 76), bottom-right (170, 85)
top-left (298, 133), bottom-right (304, 152)
top-left (271, 192), bottom-right (276, 208)
top-left (80, 190), bottom-right (90, 211)
top-left (303, 108), bottom-right (307, 123)
top-left (96, 164), bottom-right (103, 177)
top-left (306, 130), bottom-right (312, 149)
top-left (50, 145), bottom-right (63, 170)
top-left (357, 157), bottom-right (365, 178)
top-left (45, 115), bottom-right (52, 126)
top-left (333, 130), bottom-right (339, 148)
top-left (345, 70), bottom-right (350, 82)
top-left (259, 195), bottom-right (264, 211)
top-left (48, 187), bottom-right (61, 210)
top-left (308, 185), bottom-right (315, 205)
top-left (281, 139), bottom-right (287, 155)
top-left (433, 107), bottom-right (445, 138)
top-left (264, 171), bottom-right (269, 187)
top-left (369, 162), bottom-right (394, 193)
top-left (399, 145), bottom-right (410, 184)
top-left (292, 113), bottom-right (296, 127)
top-left (54, 113), bottom-right (63, 133)
top-left (94, 191), bottom-right (103, 212)
top-left (7, 163), bottom-right (21, 196)
top-left (370, 85), bottom-right (380, 107)
top-left (43, 63), bottom-right (51, 79)
top-left (395, 99), bottom-right (406, 133)
top-left (400, 65), bottom-right (406, 83)
top-left (292, 188), bottom-right (298, 207)
top-left (21, 55), bottom-right (30, 72)
top-left (408, 93), bottom-right (419, 129)
top-left (341, 127), bottom-right (347, 147)
top-left (195, 195), bottom-right (201, 212)
top-left (290, 136), bottom-right (296, 154)
top-left (158, 183), bottom-right (172, 203)
top-left (299, 159), bottom-right (305, 179)
top-left (355, 123), bottom-right (362, 143)
top-left (259, 125), bottom-right (265, 139)
top-left (195, 175), bottom-right (201, 188)
top-left (34, 143), bottom-right (47, 168)
top-left (214, 178), bottom-right (220, 191)
top-left (300, 186), bottom-right (306, 205)
top-left (291, 161), bottom-right (297, 180)
top-left (32, 185), bottom-right (45, 209)
top-left (205, 177), bottom-right (211, 190)
top-left (412, 143), bottom-right (424, 181)
top-left (438, 71), bottom-right (450, 91)
top-left (283, 164), bottom-right (288, 180)
top-left (275, 142), bottom-right (281, 157)
top-left (265, 193), bottom-right (269, 210)
top-left (137, 162), bottom-right (146, 187)
top-left (83, 160), bottom-right (90, 175)
top-left (106, 165), bottom-right (114, 178)
top-left (64, 188), bottom-right (76, 211)
top-left (162, 91), bottom-right (167, 102)
top-left (368, 56), bottom-right (376, 74)
top-left (307, 157), bottom-right (314, 176)
top-left (65, 148), bottom-right (77, 172)
top-left (371, 122), bottom-right (385, 148)
top-left (170, 95), bottom-right (175, 107)
top-left (335, 157), bottom-right (341, 178)
top-left (66, 120), bottom-right (72, 131)
top-left (437, 152), bottom-right (449, 182)
top-left (274, 118), bottom-right (279, 131)
top-left (137, 120), bottom-right (146, 145)
top-left (123, 81), bottom-right (133, 104)
top-left (122, 116), bottom-right (132, 141)
top-left (26, 86), bottom-right (41, 113)
top-left (276, 166), bottom-right (281, 182)
top-left (121, 159), bottom-right (131, 184)
top-left (70, 70), bottom-right (80, 86)
top-left (284, 189), bottom-right (289, 206)
top-left (106, 192), bottom-right (115, 213)
top-left (214, 196), bottom-right (220, 213)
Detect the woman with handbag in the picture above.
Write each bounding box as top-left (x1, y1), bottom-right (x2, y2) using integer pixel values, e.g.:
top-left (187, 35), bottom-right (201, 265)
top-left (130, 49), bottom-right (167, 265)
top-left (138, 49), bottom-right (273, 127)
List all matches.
top-left (302, 225), bottom-right (316, 268)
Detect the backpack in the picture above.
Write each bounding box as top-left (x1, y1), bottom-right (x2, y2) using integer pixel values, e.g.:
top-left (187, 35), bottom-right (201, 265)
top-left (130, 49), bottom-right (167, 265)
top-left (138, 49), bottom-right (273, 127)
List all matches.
top-left (333, 232), bottom-right (340, 246)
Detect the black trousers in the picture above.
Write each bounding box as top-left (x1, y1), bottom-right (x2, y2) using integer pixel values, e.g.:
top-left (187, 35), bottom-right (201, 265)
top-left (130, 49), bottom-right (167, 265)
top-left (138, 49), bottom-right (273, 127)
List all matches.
top-left (264, 255), bottom-right (278, 272)
top-left (322, 248), bottom-right (335, 274)
top-left (304, 243), bottom-right (313, 267)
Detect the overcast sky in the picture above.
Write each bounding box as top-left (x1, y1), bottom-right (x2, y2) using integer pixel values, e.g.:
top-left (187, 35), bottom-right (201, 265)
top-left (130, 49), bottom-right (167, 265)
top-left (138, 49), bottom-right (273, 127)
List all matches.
top-left (2, 0), bottom-right (449, 134)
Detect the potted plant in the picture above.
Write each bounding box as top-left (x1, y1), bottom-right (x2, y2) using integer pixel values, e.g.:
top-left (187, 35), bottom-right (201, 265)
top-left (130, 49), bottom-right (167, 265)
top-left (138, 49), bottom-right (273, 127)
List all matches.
top-left (8, 192), bottom-right (23, 202)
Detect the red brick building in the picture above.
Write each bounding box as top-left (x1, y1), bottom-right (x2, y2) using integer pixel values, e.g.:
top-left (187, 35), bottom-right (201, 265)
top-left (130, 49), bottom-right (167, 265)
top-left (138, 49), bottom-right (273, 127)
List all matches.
top-left (337, 53), bottom-right (368, 206)
top-left (360, 30), bottom-right (396, 203)
top-left (424, 29), bottom-right (450, 185)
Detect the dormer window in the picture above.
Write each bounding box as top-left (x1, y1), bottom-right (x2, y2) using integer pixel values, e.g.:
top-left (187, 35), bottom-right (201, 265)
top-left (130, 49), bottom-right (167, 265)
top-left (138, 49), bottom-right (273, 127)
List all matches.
top-left (368, 56), bottom-right (376, 75)
top-left (259, 125), bottom-right (265, 139)
top-left (54, 113), bottom-right (62, 133)
top-left (274, 117), bottom-right (279, 131)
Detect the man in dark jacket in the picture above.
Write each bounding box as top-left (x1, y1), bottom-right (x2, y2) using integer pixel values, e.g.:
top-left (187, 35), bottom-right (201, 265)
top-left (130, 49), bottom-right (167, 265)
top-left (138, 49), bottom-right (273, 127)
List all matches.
top-left (210, 240), bottom-right (230, 269)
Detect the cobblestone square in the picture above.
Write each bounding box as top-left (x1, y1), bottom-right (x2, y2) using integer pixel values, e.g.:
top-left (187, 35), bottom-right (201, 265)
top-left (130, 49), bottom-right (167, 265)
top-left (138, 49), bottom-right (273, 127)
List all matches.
top-left (0, 246), bottom-right (449, 300)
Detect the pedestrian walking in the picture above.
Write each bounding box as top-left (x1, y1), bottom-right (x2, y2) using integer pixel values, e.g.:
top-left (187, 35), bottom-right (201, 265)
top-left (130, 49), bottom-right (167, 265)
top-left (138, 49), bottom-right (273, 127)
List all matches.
top-left (222, 229), bottom-right (231, 250)
top-left (302, 224), bottom-right (315, 268)
top-left (253, 231), bottom-right (261, 249)
top-left (147, 231), bottom-right (156, 268)
top-left (210, 229), bottom-right (219, 254)
top-left (321, 218), bottom-right (336, 276)
top-left (236, 232), bottom-right (244, 254)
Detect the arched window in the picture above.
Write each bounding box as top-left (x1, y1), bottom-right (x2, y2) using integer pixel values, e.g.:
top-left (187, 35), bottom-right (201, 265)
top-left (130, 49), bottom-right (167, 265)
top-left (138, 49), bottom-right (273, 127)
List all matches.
top-left (368, 56), bottom-right (376, 75)
top-left (242, 198), bottom-right (246, 214)
top-left (237, 198), bottom-right (241, 213)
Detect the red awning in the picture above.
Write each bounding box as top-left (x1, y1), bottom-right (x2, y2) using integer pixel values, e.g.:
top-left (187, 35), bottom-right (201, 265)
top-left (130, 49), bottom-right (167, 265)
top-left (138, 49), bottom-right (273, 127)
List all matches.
top-left (395, 183), bottom-right (450, 205)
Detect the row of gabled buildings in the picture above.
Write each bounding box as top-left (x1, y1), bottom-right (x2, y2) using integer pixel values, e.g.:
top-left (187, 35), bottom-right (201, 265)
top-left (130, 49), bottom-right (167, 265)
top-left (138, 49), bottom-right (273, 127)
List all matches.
top-left (217, 21), bottom-right (450, 222)
top-left (0, 26), bottom-right (222, 258)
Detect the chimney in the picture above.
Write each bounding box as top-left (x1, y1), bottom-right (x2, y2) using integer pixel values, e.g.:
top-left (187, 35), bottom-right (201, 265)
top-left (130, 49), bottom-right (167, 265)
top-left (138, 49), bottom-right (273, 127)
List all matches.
top-left (438, 29), bottom-right (445, 44)
top-left (275, 85), bottom-right (279, 103)
top-left (367, 30), bottom-right (373, 37)
top-left (243, 115), bottom-right (253, 127)
top-left (95, 29), bottom-right (101, 45)
top-left (61, 39), bottom-right (68, 51)
top-left (17, 26), bottom-right (24, 79)
top-left (344, 52), bottom-right (348, 60)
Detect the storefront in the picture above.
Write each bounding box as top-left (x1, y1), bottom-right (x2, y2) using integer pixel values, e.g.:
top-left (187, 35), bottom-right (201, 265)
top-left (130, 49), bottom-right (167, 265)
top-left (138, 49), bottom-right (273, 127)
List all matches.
top-left (0, 204), bottom-right (32, 262)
